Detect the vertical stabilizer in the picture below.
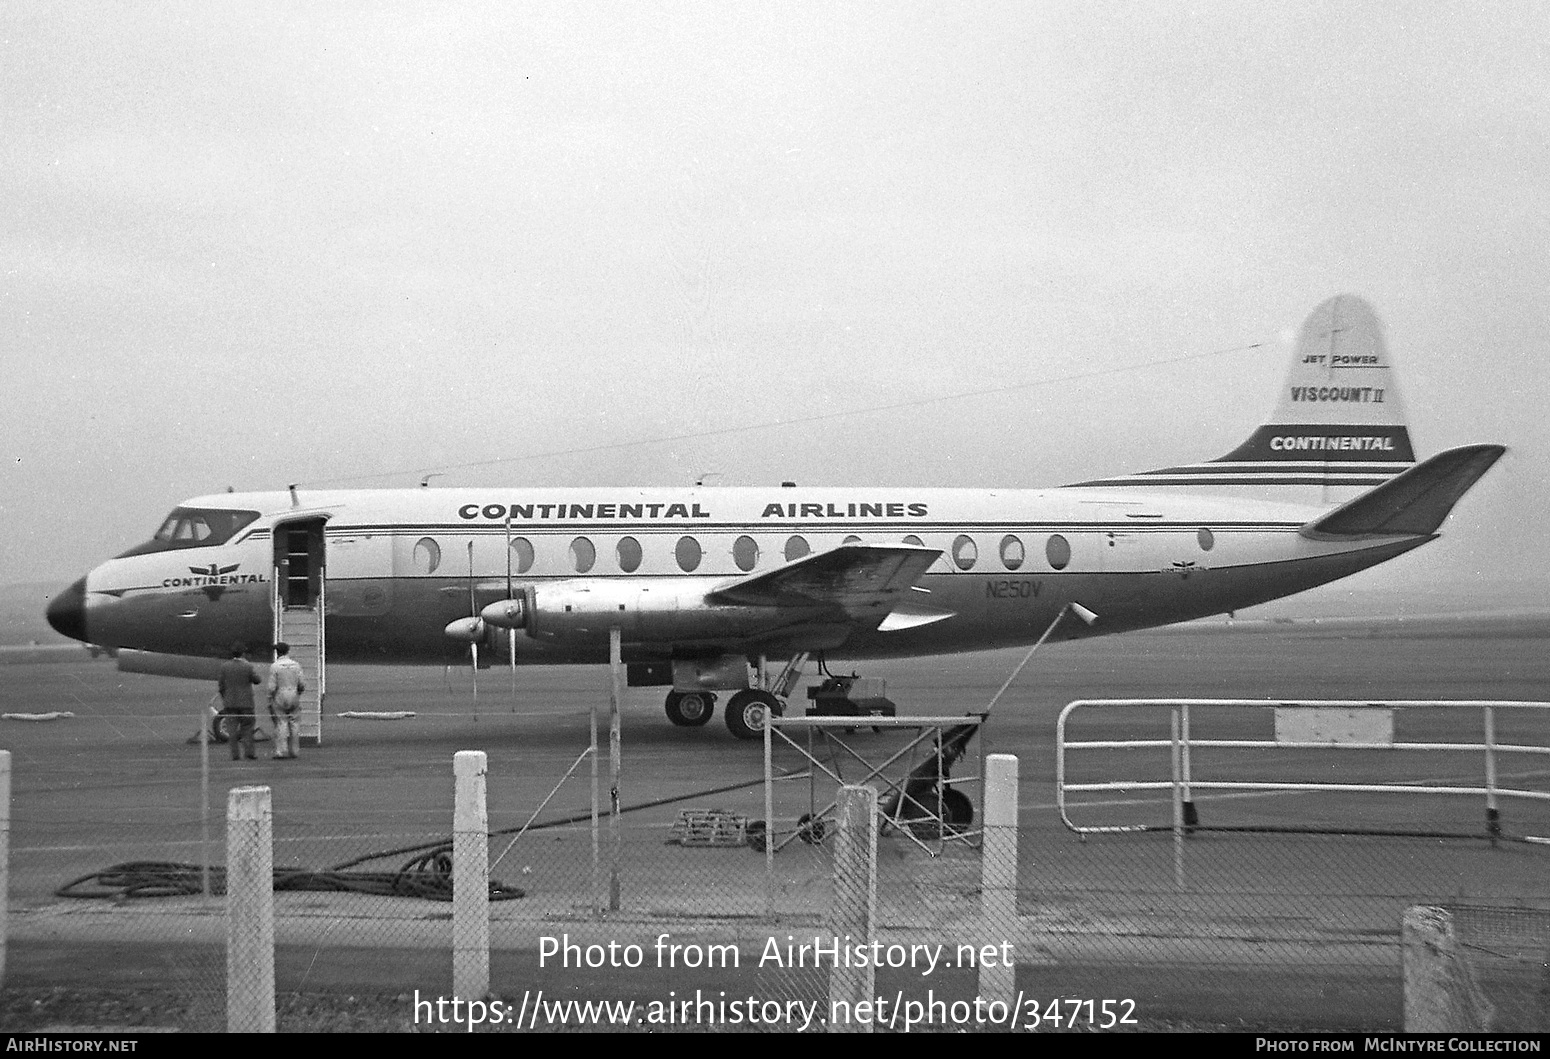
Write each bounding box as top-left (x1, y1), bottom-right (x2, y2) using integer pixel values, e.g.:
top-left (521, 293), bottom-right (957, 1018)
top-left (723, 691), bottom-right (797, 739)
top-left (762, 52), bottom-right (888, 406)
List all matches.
top-left (1067, 294), bottom-right (1416, 504)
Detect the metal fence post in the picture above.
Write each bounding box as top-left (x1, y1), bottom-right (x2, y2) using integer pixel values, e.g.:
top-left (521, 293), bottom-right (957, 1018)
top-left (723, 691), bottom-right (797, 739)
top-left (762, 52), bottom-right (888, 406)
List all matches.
top-left (454, 750), bottom-right (490, 999)
top-left (1170, 706), bottom-right (1186, 889)
top-left (763, 712), bottom-right (774, 918)
top-left (609, 627), bottom-right (623, 912)
top-left (227, 785), bottom-right (275, 1033)
top-left (0, 750), bottom-right (9, 990)
top-left (981, 754), bottom-right (1018, 1008)
top-left (831, 784), bottom-right (877, 1033)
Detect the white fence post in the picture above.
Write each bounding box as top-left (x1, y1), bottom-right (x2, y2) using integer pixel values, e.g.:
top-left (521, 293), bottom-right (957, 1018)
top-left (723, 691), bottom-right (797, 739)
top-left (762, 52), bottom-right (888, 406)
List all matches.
top-left (1403, 905), bottom-right (1492, 1032)
top-left (981, 754), bottom-right (1018, 1008)
top-left (453, 750), bottom-right (490, 999)
top-left (830, 784), bottom-right (877, 1033)
top-left (0, 750), bottom-right (9, 990)
top-left (226, 785), bottom-right (274, 1033)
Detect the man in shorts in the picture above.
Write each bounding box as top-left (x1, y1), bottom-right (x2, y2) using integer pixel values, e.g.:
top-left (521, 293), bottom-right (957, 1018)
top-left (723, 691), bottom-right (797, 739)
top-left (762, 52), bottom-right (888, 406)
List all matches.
top-left (267, 641), bottom-right (307, 759)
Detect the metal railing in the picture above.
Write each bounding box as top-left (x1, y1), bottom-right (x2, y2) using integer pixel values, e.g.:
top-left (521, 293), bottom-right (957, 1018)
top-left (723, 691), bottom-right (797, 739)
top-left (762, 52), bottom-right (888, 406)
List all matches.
top-left (1057, 698), bottom-right (1550, 845)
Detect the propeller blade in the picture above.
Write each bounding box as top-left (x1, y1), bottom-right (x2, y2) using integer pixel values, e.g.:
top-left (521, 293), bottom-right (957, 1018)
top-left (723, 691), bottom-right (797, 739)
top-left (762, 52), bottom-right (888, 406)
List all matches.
top-left (467, 540), bottom-right (480, 719)
top-left (507, 515), bottom-right (517, 712)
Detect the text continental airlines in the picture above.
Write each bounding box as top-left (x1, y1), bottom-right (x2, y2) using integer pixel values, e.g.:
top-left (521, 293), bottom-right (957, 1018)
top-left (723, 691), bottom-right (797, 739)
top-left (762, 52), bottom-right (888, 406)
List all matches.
top-left (458, 502), bottom-right (931, 521)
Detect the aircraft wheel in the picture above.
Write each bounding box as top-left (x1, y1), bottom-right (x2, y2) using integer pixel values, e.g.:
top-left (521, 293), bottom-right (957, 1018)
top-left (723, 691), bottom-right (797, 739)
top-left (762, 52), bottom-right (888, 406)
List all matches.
top-left (746, 820), bottom-right (768, 852)
top-left (725, 690), bottom-right (781, 741)
top-left (941, 787), bottom-right (974, 831)
top-left (665, 691), bottom-right (715, 727)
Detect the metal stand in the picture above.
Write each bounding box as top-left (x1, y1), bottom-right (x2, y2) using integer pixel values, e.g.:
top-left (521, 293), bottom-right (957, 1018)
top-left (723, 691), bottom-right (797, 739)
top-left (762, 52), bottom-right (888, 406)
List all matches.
top-left (764, 715), bottom-right (986, 856)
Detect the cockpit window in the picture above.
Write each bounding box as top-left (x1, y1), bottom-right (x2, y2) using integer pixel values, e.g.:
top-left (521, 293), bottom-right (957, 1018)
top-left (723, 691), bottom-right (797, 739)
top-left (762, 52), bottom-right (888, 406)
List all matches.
top-left (116, 508), bottom-right (261, 558)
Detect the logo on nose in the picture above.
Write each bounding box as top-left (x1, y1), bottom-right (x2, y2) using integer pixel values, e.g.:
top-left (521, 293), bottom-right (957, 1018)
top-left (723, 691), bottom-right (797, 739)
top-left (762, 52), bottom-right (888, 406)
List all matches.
top-left (188, 563), bottom-right (242, 601)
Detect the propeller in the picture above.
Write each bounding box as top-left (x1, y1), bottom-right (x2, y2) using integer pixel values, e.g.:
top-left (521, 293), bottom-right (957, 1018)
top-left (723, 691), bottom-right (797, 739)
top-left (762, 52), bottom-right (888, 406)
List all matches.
top-left (442, 540), bottom-right (484, 716)
top-left (506, 515), bottom-right (517, 711)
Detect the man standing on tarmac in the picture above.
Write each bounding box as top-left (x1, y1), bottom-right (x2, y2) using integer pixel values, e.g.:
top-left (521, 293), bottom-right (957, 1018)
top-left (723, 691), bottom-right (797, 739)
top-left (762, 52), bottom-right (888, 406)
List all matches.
top-left (218, 641), bottom-right (261, 761)
top-left (267, 641), bottom-right (306, 759)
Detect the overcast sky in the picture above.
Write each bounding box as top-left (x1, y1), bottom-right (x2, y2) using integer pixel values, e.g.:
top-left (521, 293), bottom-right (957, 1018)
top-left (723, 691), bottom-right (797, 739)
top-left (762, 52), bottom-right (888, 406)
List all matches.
top-left (3, 2), bottom-right (1546, 608)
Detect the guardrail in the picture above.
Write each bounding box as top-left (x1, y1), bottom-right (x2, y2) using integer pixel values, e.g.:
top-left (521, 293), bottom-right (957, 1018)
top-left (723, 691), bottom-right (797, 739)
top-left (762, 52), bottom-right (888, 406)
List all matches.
top-left (1056, 699), bottom-right (1550, 848)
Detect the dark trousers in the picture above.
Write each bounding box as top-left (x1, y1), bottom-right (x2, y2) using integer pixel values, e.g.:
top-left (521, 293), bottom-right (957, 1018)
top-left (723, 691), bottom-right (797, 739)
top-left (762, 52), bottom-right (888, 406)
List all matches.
top-left (224, 713), bottom-right (256, 760)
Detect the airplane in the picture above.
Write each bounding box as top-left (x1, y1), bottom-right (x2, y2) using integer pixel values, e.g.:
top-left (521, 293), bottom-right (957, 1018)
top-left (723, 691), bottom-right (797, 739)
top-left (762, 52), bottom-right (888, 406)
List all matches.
top-left (45, 294), bottom-right (1504, 744)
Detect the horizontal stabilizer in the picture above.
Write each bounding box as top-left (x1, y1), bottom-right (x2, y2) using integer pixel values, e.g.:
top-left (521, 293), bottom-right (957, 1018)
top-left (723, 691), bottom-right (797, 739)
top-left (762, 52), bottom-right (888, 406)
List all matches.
top-left (1301, 444), bottom-right (1505, 538)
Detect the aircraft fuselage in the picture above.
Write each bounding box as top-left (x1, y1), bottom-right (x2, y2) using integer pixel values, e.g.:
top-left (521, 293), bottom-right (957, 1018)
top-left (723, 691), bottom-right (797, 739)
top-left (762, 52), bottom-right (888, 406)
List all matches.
top-left (56, 485), bottom-right (1430, 667)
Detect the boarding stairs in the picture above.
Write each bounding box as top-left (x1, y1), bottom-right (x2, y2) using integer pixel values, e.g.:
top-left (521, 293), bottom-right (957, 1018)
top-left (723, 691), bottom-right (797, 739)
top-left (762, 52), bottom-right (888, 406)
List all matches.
top-left (273, 598), bottom-right (325, 746)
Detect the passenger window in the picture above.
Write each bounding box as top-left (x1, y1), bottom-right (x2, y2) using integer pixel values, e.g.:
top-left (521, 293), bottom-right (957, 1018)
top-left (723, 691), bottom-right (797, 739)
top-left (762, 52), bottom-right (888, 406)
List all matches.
top-left (1046, 534), bottom-right (1071, 570)
top-left (676, 535), bottom-right (702, 572)
top-left (1000, 535), bottom-right (1025, 570)
top-left (1198, 528), bottom-right (1215, 552)
top-left (510, 537), bottom-right (535, 574)
top-left (733, 535), bottom-right (759, 572)
top-left (570, 536), bottom-right (596, 574)
top-left (843, 535), bottom-right (863, 545)
top-left (617, 536), bottom-right (642, 573)
top-left (784, 535), bottom-right (810, 561)
top-left (413, 537), bottom-right (442, 574)
top-left (952, 535), bottom-right (977, 570)
top-left (902, 535), bottom-right (924, 547)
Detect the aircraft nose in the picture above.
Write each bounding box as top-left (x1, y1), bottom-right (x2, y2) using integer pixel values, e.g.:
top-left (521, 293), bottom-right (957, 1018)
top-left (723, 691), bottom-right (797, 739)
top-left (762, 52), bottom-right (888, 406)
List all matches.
top-left (46, 576), bottom-right (88, 643)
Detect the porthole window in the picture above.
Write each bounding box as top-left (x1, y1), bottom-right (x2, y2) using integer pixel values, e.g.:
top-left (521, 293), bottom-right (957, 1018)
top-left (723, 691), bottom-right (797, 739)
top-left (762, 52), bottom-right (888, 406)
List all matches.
top-left (843, 534), bottom-right (863, 545)
top-left (784, 535), bottom-right (810, 561)
top-left (902, 535), bottom-right (924, 547)
top-left (676, 535), bottom-right (702, 572)
top-left (1197, 528), bottom-right (1215, 552)
top-left (569, 536), bottom-right (596, 573)
top-left (1000, 535), bottom-right (1025, 570)
top-left (413, 537), bottom-right (441, 574)
top-left (1046, 534), bottom-right (1071, 570)
top-left (952, 534), bottom-right (978, 570)
top-left (510, 536), bottom-right (534, 574)
top-left (733, 535), bottom-right (759, 572)
top-left (616, 536), bottom-right (642, 573)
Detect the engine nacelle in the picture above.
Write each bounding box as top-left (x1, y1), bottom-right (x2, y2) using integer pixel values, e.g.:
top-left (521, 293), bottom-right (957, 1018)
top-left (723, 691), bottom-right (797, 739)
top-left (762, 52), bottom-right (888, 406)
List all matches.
top-left (480, 578), bottom-right (800, 645)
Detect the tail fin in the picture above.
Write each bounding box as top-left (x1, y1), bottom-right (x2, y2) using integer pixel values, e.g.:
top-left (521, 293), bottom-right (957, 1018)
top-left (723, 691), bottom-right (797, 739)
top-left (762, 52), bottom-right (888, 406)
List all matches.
top-left (1068, 294), bottom-right (1416, 504)
top-left (1301, 444), bottom-right (1505, 538)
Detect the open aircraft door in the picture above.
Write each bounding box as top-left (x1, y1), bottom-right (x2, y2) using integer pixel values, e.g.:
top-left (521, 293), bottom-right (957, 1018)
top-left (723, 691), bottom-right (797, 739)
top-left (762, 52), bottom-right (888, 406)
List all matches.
top-left (272, 517), bottom-right (327, 745)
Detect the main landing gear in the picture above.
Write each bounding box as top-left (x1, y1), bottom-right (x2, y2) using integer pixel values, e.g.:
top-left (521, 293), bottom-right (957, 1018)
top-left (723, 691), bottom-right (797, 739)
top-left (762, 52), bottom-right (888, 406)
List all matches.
top-left (661, 687), bottom-right (784, 738)
top-left (660, 653), bottom-right (808, 740)
top-left (664, 690), bottom-right (716, 727)
top-left (723, 689), bottom-right (784, 741)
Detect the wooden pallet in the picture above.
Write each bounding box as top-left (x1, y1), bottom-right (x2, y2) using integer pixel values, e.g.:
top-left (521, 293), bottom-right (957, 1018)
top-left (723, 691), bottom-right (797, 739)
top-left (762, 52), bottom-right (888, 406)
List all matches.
top-left (670, 809), bottom-right (749, 847)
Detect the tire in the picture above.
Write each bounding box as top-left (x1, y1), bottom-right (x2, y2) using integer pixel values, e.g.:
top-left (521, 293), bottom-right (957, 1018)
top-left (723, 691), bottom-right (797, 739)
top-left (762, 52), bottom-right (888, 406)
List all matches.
top-left (725, 690), bottom-right (780, 741)
top-left (941, 787), bottom-right (974, 831)
top-left (746, 820), bottom-right (768, 852)
top-left (664, 691), bottom-right (715, 727)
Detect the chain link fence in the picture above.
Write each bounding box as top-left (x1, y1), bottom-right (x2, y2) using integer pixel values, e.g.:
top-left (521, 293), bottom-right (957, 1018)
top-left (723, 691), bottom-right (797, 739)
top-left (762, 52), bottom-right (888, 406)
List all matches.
top-left (6, 662), bottom-right (1550, 1033)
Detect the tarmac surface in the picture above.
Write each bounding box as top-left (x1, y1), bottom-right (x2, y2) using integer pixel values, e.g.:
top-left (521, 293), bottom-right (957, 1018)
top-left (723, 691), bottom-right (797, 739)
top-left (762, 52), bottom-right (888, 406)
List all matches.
top-left (3, 622), bottom-right (1549, 1030)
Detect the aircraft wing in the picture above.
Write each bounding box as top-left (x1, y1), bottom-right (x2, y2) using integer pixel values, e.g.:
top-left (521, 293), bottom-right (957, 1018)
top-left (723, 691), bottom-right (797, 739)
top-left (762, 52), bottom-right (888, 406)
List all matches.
top-left (706, 543), bottom-right (944, 627)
